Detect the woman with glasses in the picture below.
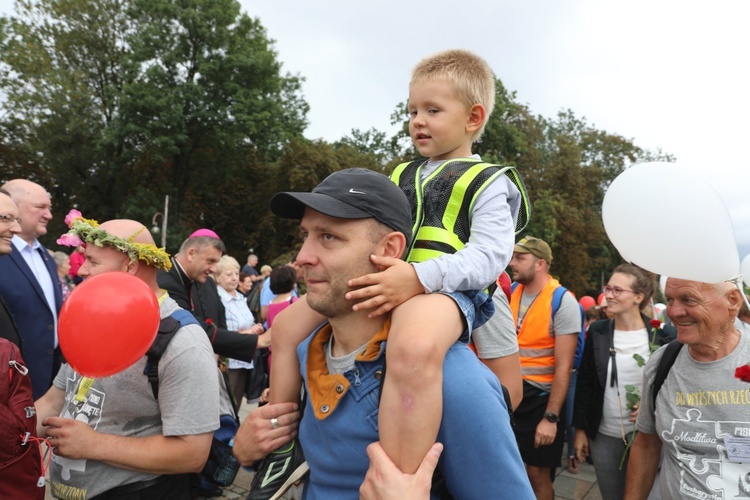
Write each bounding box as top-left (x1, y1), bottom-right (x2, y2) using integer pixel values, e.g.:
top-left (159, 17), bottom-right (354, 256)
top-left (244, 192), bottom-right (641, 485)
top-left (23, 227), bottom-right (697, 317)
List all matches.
top-left (572, 263), bottom-right (675, 500)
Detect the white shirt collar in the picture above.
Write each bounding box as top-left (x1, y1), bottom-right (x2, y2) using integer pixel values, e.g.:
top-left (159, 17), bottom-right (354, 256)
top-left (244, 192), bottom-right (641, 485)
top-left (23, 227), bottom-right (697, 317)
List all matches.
top-left (12, 234), bottom-right (40, 253)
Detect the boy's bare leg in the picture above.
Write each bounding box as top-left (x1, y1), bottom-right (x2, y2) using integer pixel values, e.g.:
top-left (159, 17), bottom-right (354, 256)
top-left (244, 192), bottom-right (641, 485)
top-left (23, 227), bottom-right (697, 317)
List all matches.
top-left (378, 294), bottom-right (463, 473)
top-left (269, 295), bottom-right (326, 405)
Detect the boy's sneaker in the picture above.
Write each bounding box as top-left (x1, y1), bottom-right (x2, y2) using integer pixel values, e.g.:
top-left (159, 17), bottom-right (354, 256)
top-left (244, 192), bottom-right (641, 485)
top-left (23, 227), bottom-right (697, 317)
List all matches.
top-left (248, 439), bottom-right (308, 500)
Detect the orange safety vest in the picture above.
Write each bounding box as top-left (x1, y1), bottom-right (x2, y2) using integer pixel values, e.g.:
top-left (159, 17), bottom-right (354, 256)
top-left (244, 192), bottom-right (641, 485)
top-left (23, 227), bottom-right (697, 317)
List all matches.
top-left (510, 276), bottom-right (560, 385)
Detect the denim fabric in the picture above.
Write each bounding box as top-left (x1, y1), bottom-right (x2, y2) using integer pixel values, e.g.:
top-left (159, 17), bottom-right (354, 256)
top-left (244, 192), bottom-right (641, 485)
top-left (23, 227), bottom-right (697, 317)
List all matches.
top-left (442, 289), bottom-right (494, 342)
top-left (298, 334), bottom-right (533, 500)
top-left (589, 431), bottom-right (630, 500)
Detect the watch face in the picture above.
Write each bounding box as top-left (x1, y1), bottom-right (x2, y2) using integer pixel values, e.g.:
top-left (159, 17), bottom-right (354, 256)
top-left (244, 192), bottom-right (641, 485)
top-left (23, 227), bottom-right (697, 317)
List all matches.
top-left (545, 412), bottom-right (559, 423)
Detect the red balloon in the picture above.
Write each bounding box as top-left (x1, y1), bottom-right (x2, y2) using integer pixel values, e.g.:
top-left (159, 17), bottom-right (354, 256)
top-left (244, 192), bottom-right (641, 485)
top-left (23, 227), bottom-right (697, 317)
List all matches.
top-left (579, 296), bottom-right (596, 311)
top-left (58, 273), bottom-right (160, 378)
top-left (597, 293), bottom-right (606, 305)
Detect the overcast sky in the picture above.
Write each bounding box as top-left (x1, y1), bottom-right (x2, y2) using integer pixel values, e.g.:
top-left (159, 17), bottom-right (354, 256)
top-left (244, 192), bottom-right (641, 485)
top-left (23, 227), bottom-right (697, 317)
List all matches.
top-left (2, 0), bottom-right (749, 263)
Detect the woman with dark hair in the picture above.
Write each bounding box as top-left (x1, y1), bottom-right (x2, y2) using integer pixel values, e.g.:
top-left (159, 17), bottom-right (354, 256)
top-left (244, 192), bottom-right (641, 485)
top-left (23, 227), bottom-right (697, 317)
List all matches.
top-left (572, 263), bottom-right (675, 500)
top-left (266, 266), bottom-right (298, 328)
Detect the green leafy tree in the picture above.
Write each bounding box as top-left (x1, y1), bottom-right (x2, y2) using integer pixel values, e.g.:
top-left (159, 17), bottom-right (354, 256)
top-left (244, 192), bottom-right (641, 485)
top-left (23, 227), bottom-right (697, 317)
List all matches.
top-left (0, 0), bottom-right (134, 240)
top-left (117, 0), bottom-right (309, 219)
top-left (0, 0), bottom-right (308, 247)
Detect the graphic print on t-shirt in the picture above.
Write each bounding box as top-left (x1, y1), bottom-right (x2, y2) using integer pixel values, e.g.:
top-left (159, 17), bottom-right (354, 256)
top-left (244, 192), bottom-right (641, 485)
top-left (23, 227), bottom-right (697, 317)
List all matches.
top-left (53, 375), bottom-right (105, 480)
top-left (661, 408), bottom-right (750, 499)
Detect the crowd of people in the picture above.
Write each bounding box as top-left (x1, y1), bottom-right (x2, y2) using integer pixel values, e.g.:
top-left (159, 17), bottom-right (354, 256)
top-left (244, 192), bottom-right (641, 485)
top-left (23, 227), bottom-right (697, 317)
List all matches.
top-left (1, 47), bottom-right (749, 500)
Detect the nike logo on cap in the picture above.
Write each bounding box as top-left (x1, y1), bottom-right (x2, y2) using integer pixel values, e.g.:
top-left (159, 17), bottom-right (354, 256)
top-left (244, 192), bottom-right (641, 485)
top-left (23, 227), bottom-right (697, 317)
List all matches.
top-left (349, 188), bottom-right (366, 194)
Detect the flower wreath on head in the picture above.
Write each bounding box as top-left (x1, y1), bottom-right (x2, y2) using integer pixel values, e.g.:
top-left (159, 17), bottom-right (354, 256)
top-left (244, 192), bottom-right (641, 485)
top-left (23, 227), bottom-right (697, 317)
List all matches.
top-left (57, 209), bottom-right (172, 272)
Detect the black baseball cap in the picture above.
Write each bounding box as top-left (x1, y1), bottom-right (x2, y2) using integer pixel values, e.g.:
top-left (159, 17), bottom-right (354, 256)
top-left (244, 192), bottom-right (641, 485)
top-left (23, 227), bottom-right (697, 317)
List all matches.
top-left (270, 168), bottom-right (412, 239)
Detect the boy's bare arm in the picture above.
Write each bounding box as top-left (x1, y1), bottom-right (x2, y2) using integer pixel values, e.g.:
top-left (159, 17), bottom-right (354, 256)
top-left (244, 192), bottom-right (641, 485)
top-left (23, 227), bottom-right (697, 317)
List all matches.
top-left (346, 256), bottom-right (425, 317)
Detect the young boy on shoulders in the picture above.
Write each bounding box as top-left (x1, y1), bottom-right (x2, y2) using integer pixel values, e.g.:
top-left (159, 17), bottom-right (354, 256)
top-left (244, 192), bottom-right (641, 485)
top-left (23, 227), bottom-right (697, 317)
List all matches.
top-left (249, 49), bottom-right (529, 499)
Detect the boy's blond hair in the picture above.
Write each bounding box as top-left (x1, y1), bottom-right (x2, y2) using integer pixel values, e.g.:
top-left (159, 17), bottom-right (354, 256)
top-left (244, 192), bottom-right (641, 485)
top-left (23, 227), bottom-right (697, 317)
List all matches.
top-left (411, 49), bottom-right (496, 141)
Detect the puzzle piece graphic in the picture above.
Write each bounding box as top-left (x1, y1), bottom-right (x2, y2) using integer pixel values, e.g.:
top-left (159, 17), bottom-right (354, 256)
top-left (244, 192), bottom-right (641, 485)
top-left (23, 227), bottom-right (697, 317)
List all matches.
top-left (662, 408), bottom-right (723, 474)
top-left (53, 454), bottom-right (86, 481)
top-left (705, 449), bottom-right (750, 498)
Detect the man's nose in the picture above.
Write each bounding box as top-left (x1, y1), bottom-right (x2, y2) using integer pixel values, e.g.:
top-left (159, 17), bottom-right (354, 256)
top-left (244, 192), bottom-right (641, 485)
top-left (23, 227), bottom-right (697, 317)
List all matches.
top-left (666, 303), bottom-right (683, 320)
top-left (296, 241), bottom-right (316, 267)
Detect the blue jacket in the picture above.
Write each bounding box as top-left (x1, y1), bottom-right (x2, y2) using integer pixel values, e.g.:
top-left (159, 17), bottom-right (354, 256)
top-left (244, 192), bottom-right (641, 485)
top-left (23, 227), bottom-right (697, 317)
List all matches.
top-left (297, 320), bottom-right (534, 499)
top-left (0, 243), bottom-right (62, 399)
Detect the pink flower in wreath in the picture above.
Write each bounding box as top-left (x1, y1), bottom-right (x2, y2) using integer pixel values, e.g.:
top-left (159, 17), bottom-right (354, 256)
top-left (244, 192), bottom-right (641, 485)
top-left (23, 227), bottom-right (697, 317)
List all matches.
top-left (64, 209), bottom-right (83, 228)
top-left (56, 233), bottom-right (82, 247)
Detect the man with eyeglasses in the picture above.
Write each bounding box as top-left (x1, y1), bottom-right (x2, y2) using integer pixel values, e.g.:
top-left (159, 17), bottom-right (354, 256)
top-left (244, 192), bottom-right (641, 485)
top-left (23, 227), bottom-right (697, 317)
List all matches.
top-left (0, 179), bottom-right (62, 400)
top-left (0, 188), bottom-right (24, 350)
top-left (508, 236), bottom-right (581, 500)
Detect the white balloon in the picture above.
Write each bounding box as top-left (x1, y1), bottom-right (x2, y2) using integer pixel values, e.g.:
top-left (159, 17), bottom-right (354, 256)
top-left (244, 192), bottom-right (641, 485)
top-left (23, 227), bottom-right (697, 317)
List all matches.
top-left (602, 162), bottom-right (739, 283)
top-left (741, 254), bottom-right (750, 288)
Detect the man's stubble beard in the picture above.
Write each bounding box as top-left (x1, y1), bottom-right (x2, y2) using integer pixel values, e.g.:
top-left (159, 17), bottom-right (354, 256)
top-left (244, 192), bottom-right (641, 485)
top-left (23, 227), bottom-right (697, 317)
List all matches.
top-left (306, 262), bottom-right (378, 319)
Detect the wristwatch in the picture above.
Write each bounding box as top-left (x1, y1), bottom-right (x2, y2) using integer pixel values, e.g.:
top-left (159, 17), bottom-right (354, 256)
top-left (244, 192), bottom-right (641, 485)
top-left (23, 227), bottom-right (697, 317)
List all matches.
top-left (544, 412), bottom-right (560, 423)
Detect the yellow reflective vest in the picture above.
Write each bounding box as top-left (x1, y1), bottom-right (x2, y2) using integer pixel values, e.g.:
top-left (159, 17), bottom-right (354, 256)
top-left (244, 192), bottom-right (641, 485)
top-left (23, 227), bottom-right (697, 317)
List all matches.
top-left (390, 158), bottom-right (530, 263)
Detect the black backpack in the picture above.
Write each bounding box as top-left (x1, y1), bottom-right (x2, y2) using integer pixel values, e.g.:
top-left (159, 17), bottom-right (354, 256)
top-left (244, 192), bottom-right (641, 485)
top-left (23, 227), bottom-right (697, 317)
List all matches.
top-left (651, 339), bottom-right (683, 409)
top-left (143, 309), bottom-right (241, 487)
top-left (143, 309), bottom-right (199, 399)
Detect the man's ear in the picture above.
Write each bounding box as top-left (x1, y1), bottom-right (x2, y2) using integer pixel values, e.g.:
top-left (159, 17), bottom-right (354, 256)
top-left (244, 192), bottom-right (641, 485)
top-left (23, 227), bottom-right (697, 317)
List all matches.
top-left (125, 258), bottom-right (139, 275)
top-left (727, 287), bottom-right (743, 318)
top-left (380, 231), bottom-right (408, 259)
top-left (465, 103), bottom-right (486, 134)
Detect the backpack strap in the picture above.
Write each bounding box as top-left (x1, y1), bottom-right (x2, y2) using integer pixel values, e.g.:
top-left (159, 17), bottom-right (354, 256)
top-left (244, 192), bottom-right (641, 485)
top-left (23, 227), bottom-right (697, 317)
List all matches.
top-left (551, 286), bottom-right (586, 369)
top-left (169, 308), bottom-right (200, 328)
top-left (144, 310), bottom-right (199, 399)
top-left (651, 339), bottom-right (683, 409)
top-left (551, 286), bottom-right (567, 316)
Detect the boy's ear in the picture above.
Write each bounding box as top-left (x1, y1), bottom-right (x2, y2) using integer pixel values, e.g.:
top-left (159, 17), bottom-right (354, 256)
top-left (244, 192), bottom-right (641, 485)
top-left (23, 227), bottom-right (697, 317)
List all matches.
top-left (466, 103), bottom-right (486, 133)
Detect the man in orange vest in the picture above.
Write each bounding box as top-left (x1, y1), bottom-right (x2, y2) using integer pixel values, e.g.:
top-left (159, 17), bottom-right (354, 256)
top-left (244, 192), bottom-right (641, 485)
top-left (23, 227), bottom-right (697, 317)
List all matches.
top-left (508, 236), bottom-right (580, 500)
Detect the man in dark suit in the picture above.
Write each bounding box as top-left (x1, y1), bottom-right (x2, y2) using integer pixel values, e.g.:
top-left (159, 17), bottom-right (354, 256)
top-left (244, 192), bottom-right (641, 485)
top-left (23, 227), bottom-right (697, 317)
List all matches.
top-left (157, 233), bottom-right (270, 364)
top-left (0, 180), bottom-right (63, 399)
top-left (0, 188), bottom-right (23, 350)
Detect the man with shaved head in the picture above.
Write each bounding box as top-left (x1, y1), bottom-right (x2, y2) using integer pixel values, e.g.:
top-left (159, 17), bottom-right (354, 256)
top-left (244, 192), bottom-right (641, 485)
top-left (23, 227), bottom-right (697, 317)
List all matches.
top-left (0, 179), bottom-right (62, 399)
top-left (624, 278), bottom-right (749, 499)
top-left (35, 215), bottom-right (220, 499)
